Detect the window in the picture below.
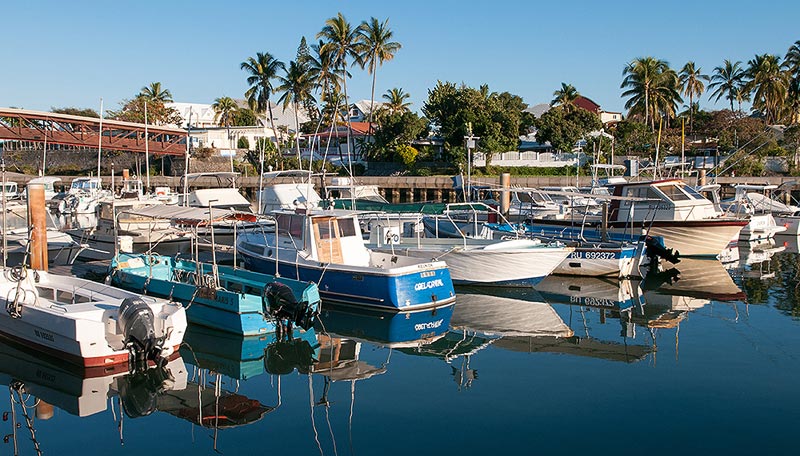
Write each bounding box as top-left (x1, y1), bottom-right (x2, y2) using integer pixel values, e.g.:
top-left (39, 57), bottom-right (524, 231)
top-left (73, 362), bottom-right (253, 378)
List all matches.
top-left (338, 218), bottom-right (357, 237)
top-left (317, 219), bottom-right (334, 239)
top-left (656, 184), bottom-right (692, 202)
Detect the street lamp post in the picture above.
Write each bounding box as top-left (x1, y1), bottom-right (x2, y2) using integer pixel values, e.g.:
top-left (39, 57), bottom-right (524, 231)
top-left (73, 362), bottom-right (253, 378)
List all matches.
top-left (464, 131), bottom-right (479, 202)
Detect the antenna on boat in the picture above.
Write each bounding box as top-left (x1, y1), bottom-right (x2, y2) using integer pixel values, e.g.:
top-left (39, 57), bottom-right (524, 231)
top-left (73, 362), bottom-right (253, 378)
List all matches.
top-left (112, 163), bottom-right (119, 261)
top-left (2, 158), bottom-right (7, 269)
top-left (208, 200), bottom-right (219, 288)
top-left (183, 108), bottom-right (192, 207)
top-left (145, 101), bottom-right (150, 192)
top-left (97, 97), bottom-right (104, 180)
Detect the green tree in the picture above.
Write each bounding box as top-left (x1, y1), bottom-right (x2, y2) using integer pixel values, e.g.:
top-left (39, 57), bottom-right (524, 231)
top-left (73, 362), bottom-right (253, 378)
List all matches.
top-left (233, 107), bottom-right (258, 126)
top-left (423, 81), bottom-right (528, 160)
top-left (241, 52), bottom-right (285, 148)
top-left (708, 59), bottom-right (746, 112)
top-left (318, 12), bottom-right (361, 154)
top-left (109, 96), bottom-right (182, 125)
top-left (139, 82), bottom-right (173, 103)
top-left (277, 60), bottom-right (316, 162)
top-left (678, 62), bottom-right (710, 131)
top-left (51, 107), bottom-right (99, 118)
top-left (370, 110), bottom-right (427, 160)
top-left (395, 144), bottom-right (419, 167)
top-left (382, 87), bottom-right (411, 114)
top-left (357, 17), bottom-right (401, 127)
top-left (746, 54), bottom-right (789, 124)
top-left (308, 39), bottom-right (343, 126)
top-left (535, 107), bottom-right (602, 153)
top-left (609, 120), bottom-right (656, 156)
top-left (551, 83), bottom-right (579, 110)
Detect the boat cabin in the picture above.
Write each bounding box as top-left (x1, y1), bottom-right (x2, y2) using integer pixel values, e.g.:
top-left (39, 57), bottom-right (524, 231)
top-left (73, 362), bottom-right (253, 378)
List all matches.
top-left (266, 210), bottom-right (370, 266)
top-left (1, 182), bottom-right (19, 199)
top-left (610, 179), bottom-right (720, 222)
top-left (25, 176), bottom-right (62, 200)
top-left (69, 177), bottom-right (103, 195)
top-left (179, 172), bottom-right (252, 212)
top-left (258, 170), bottom-right (323, 214)
top-left (119, 178), bottom-right (144, 199)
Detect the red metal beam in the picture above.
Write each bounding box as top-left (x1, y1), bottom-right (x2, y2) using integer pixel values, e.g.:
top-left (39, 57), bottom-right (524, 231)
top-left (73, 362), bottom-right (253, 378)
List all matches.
top-left (0, 107), bottom-right (187, 156)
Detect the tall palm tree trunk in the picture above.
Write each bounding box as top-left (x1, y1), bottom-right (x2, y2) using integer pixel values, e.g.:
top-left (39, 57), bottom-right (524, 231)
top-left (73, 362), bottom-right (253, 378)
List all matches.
top-left (294, 102), bottom-right (302, 165)
top-left (368, 60), bottom-right (377, 141)
top-left (342, 66), bottom-right (354, 176)
top-left (267, 102), bottom-right (279, 166)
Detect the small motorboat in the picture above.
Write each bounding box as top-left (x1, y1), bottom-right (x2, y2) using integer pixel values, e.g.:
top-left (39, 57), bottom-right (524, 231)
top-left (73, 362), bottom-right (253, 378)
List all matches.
top-left (110, 253), bottom-right (321, 336)
top-left (0, 266), bottom-right (187, 369)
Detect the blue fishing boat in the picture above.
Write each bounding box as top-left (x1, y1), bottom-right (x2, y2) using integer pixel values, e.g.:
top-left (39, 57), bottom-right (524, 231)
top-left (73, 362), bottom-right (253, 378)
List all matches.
top-left (318, 303), bottom-right (454, 348)
top-left (110, 253), bottom-right (321, 336)
top-left (237, 208), bottom-right (456, 311)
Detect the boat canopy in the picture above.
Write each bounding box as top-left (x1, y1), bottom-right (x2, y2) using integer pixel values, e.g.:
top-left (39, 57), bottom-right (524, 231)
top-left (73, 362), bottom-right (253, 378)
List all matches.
top-left (120, 205), bottom-right (255, 225)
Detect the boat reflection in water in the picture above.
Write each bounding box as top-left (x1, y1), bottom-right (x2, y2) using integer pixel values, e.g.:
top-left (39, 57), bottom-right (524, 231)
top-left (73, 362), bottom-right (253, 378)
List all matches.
top-left (721, 238), bottom-right (785, 280)
top-left (460, 283), bottom-right (653, 365)
top-left (170, 325), bottom-right (319, 451)
top-left (0, 338), bottom-right (187, 453)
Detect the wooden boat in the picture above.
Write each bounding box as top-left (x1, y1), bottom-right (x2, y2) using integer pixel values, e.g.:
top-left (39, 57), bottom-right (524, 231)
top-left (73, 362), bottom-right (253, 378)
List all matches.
top-left (110, 253), bottom-right (321, 336)
top-left (0, 267), bottom-right (186, 368)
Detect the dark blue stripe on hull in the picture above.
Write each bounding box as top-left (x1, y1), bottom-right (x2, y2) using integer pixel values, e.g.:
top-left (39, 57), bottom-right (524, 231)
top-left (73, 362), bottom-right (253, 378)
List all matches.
top-left (242, 253), bottom-right (455, 311)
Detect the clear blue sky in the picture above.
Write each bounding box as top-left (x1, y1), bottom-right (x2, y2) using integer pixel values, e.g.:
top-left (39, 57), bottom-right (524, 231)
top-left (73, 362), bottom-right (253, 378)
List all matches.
top-left (2, 0), bottom-right (798, 116)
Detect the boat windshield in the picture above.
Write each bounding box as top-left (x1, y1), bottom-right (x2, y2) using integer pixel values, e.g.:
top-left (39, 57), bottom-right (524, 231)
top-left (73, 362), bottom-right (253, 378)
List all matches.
top-left (655, 183), bottom-right (693, 202)
top-left (71, 179), bottom-right (99, 191)
top-left (682, 186), bottom-right (707, 200)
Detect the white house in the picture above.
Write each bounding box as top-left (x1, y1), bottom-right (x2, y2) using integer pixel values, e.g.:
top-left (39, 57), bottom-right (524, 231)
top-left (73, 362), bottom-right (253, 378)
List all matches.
top-left (348, 99), bottom-right (386, 122)
top-left (168, 100), bottom-right (311, 133)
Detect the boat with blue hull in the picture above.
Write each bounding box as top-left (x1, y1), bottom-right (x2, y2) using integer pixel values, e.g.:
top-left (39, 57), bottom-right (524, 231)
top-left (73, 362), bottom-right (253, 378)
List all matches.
top-left (318, 303), bottom-right (454, 347)
top-left (237, 209), bottom-right (456, 312)
top-left (181, 325), bottom-right (319, 380)
top-left (110, 253), bottom-right (321, 336)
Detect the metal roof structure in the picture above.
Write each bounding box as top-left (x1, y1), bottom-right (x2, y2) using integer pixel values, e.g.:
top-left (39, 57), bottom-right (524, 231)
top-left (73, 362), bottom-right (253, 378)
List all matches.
top-left (0, 107), bottom-right (187, 155)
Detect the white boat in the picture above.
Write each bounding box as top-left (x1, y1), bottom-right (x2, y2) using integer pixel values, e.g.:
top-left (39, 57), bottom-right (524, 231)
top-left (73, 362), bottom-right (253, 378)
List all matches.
top-left (66, 199), bottom-right (193, 261)
top-left (23, 176), bottom-right (63, 201)
top-left (719, 184), bottom-right (787, 240)
top-left (526, 179), bottom-right (748, 258)
top-left (59, 176), bottom-right (111, 215)
top-left (370, 235), bottom-right (572, 287)
top-left (177, 172), bottom-right (259, 242)
top-left (2, 201), bottom-right (83, 266)
top-left (0, 267), bottom-right (187, 368)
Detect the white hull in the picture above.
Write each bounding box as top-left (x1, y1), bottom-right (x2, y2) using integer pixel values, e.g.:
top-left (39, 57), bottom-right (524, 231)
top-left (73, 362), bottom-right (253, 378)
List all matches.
top-left (0, 271), bottom-right (186, 367)
top-left (552, 245), bottom-right (639, 278)
top-left (373, 239), bottom-right (572, 286)
top-left (610, 222), bottom-right (745, 258)
top-left (774, 215), bottom-right (800, 236)
top-left (738, 214), bottom-right (786, 241)
top-left (451, 291), bottom-right (573, 338)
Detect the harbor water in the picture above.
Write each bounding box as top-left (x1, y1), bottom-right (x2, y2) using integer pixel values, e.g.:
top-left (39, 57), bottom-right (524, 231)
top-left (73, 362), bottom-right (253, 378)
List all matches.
top-left (2, 235), bottom-right (799, 455)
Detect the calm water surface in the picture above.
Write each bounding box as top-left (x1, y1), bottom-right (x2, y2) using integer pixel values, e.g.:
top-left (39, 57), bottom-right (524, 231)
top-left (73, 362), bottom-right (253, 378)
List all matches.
top-left (3, 237), bottom-right (799, 455)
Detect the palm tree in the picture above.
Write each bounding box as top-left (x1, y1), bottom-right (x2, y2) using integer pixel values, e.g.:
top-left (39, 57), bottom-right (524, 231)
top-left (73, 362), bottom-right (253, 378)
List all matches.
top-left (746, 53), bottom-right (789, 124)
top-left (317, 13), bottom-right (361, 156)
top-left (621, 57), bottom-right (681, 130)
top-left (139, 82), bottom-right (173, 103)
top-left (277, 60), bottom-right (317, 163)
top-left (241, 52), bottom-right (286, 148)
top-left (382, 88), bottom-right (411, 114)
top-left (308, 39), bottom-right (344, 125)
top-left (212, 96), bottom-right (239, 172)
top-left (784, 40), bottom-right (800, 124)
top-left (708, 60), bottom-right (746, 112)
top-left (679, 62), bottom-right (710, 131)
top-left (551, 83), bottom-right (580, 110)
top-left (357, 17), bottom-right (401, 127)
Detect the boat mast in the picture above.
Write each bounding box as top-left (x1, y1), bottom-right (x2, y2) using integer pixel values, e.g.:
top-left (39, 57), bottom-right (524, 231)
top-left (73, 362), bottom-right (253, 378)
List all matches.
top-left (145, 101), bottom-right (150, 191)
top-left (2, 159), bottom-right (7, 268)
top-left (97, 97), bottom-right (103, 178)
top-left (183, 108), bottom-right (192, 207)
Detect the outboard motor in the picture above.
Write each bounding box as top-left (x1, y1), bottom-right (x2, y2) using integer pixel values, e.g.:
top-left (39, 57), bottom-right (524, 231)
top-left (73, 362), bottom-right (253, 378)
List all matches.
top-left (119, 297), bottom-right (165, 370)
top-left (644, 235), bottom-right (680, 265)
top-left (264, 338), bottom-right (317, 375)
top-left (262, 282), bottom-right (317, 331)
top-left (118, 365), bottom-right (173, 418)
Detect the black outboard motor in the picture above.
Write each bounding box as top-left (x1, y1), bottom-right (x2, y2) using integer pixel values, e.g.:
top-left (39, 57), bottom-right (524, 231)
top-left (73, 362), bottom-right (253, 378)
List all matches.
top-left (644, 235), bottom-right (680, 265)
top-left (119, 297), bottom-right (165, 370)
top-left (264, 339), bottom-right (317, 375)
top-left (118, 365), bottom-right (173, 418)
top-left (262, 282), bottom-right (317, 331)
